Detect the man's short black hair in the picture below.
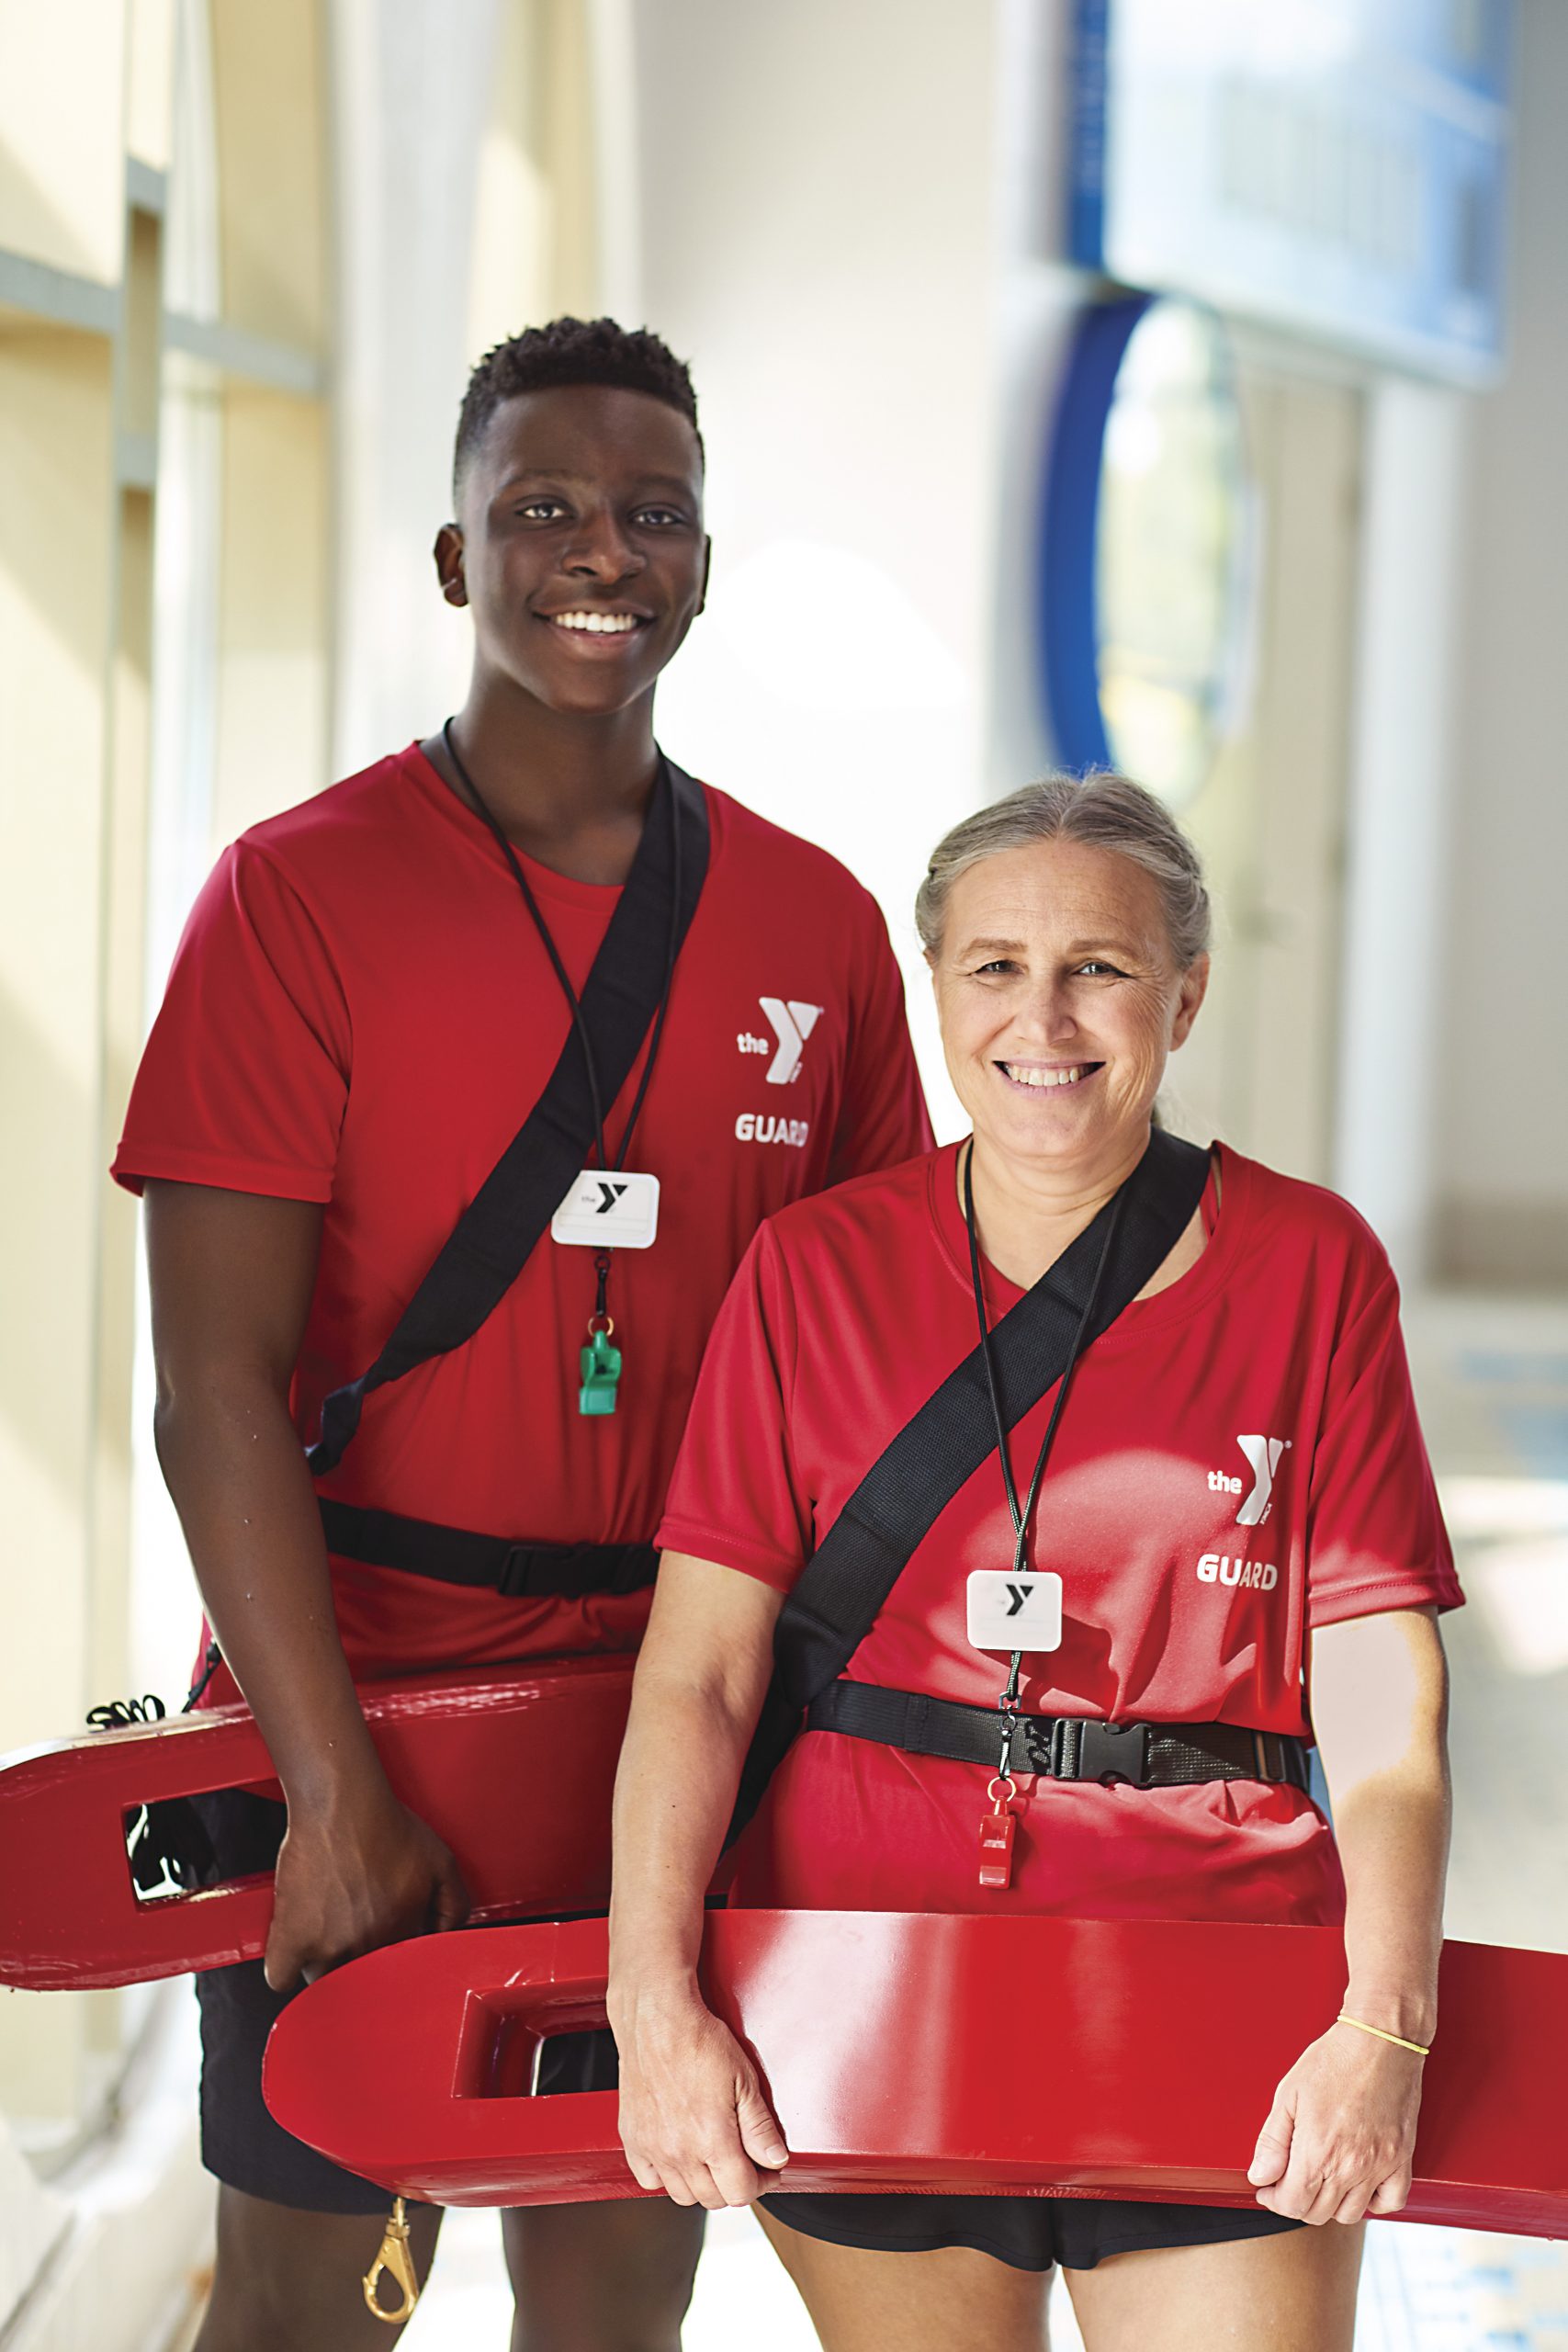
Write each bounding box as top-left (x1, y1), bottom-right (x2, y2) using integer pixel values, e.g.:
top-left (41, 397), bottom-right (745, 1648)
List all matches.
top-left (453, 316), bottom-right (702, 499)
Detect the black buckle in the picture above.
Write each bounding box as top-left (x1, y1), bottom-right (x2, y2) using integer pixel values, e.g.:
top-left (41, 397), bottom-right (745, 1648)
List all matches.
top-left (1070, 1719), bottom-right (1152, 1786)
top-left (1258, 1730), bottom-right (1307, 1790)
top-left (496, 1544), bottom-right (540, 1600)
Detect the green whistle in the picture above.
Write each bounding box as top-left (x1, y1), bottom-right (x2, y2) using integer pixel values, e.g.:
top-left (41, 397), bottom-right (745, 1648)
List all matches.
top-left (579, 1327), bottom-right (623, 1417)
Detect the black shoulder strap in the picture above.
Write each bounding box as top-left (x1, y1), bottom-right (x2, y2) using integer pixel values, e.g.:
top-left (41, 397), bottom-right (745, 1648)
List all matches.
top-left (728, 1127), bottom-right (1212, 1840)
top-left (308, 756), bottom-right (710, 1474)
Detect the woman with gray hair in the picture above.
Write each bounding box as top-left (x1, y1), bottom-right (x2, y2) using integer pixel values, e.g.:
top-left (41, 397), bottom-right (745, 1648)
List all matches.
top-left (606, 775), bottom-right (1460, 2350)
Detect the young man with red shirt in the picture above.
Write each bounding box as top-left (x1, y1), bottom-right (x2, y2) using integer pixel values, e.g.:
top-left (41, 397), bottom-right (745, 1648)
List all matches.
top-left (113, 317), bottom-right (931, 2351)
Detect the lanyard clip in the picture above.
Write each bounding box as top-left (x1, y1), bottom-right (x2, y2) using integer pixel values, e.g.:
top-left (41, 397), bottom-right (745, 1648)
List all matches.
top-left (362, 2197), bottom-right (420, 2325)
top-left (996, 1660), bottom-right (1022, 1782)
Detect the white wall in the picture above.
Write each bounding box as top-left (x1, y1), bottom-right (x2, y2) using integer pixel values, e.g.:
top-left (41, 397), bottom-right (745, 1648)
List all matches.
top-left (985, 6), bottom-right (1562, 1295)
top-left (325, 0), bottom-right (1562, 1264)
top-left (330, 0), bottom-right (502, 775)
top-left (1333, 376), bottom-right (1469, 1280)
top-left (1429, 0), bottom-right (1568, 1284)
top-left (329, 0), bottom-right (1089, 1138)
top-left (624, 0), bottom-right (1021, 1134)
top-left (987, 0), bottom-right (1087, 797)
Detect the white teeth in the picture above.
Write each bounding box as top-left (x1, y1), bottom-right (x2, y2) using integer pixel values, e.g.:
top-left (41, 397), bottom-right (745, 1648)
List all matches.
top-left (1002, 1064), bottom-right (1089, 1089)
top-left (551, 611), bottom-right (640, 634)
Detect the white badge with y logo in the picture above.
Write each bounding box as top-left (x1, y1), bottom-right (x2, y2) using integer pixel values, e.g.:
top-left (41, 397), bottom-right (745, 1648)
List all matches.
top-left (966, 1569), bottom-right (1063, 1654)
top-left (551, 1170), bottom-right (660, 1250)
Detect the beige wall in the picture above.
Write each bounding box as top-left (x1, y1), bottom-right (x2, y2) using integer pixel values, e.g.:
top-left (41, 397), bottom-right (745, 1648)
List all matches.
top-left (209, 0), bottom-right (327, 350)
top-left (0, 3), bottom-right (332, 2334)
top-left (0, 326), bottom-right (116, 1756)
top-left (210, 385), bottom-right (331, 842)
top-left (0, 0), bottom-right (606, 2318)
top-left (0, 4), bottom-right (126, 280)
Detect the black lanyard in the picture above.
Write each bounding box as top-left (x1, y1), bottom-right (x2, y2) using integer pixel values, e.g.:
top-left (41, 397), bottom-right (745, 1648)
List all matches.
top-left (963, 1137), bottom-right (1124, 1781)
top-left (443, 718), bottom-right (681, 1175)
top-left (442, 717), bottom-right (683, 1386)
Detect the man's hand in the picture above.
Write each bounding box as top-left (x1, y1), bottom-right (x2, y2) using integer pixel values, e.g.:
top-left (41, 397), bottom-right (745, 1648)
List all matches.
top-left (615, 1979), bottom-right (789, 2210)
top-left (264, 1786), bottom-right (469, 1991)
top-left (142, 1179), bottom-right (470, 1996)
top-left (1247, 2022), bottom-right (1424, 2225)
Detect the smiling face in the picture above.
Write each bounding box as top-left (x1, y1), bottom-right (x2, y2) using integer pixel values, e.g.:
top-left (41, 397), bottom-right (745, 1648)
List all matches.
top-left (931, 836), bottom-right (1209, 1182)
top-left (435, 383), bottom-right (710, 718)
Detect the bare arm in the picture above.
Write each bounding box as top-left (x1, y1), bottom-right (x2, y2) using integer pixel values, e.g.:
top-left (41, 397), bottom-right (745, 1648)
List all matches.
top-left (1248, 1606), bottom-right (1450, 2223)
top-left (607, 1552), bottom-right (789, 2208)
top-left (144, 1180), bottom-right (467, 1986)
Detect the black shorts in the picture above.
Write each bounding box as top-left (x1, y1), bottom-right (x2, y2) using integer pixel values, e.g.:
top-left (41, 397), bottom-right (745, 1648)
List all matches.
top-left (192, 1790), bottom-right (618, 2215)
top-left (761, 2188), bottom-right (1302, 2273)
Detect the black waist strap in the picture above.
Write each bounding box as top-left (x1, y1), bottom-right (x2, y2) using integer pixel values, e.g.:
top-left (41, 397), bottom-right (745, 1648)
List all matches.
top-left (806, 1680), bottom-right (1311, 1792)
top-left (318, 1498), bottom-right (658, 1602)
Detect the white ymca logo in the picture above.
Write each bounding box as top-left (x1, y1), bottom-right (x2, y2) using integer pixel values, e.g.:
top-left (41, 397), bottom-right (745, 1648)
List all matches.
top-left (1208, 1436), bottom-right (1289, 1522)
top-left (738, 999), bottom-right (822, 1084)
top-left (1233, 1434), bottom-right (1290, 1526)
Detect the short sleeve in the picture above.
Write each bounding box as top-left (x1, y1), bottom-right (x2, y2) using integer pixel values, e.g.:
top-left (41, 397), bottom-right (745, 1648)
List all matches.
top-left (1305, 1249), bottom-right (1463, 1629)
top-left (112, 840), bottom-right (350, 1202)
top-left (656, 1224), bottom-right (813, 1590)
top-left (826, 893), bottom-right (933, 1185)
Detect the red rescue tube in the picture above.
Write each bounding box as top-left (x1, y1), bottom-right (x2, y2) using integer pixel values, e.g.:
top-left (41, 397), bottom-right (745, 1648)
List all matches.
top-left (0, 1658), bottom-right (632, 1990)
top-left (264, 1910), bottom-right (1568, 2233)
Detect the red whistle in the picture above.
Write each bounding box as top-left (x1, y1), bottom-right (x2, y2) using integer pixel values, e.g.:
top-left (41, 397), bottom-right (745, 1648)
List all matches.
top-left (978, 1807), bottom-right (1015, 1890)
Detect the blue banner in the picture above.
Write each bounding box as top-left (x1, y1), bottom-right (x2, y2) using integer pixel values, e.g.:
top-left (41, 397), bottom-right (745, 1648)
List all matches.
top-left (1067, 0), bottom-right (1512, 383)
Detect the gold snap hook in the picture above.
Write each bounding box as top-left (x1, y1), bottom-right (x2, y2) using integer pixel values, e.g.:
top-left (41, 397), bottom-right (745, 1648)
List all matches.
top-left (362, 2197), bottom-right (421, 2325)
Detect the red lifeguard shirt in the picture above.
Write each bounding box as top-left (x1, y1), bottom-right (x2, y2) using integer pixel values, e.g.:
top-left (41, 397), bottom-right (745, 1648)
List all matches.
top-left (113, 745), bottom-right (931, 1688)
top-left (657, 1141), bottom-right (1462, 1928)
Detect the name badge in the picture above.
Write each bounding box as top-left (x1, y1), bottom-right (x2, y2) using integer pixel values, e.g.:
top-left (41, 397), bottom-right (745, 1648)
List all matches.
top-left (550, 1170), bottom-right (660, 1250)
top-left (965, 1568), bottom-right (1063, 1655)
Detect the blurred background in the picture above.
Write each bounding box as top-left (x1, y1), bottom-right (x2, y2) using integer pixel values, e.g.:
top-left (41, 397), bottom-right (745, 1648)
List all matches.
top-left (1, 1), bottom-right (1564, 2345)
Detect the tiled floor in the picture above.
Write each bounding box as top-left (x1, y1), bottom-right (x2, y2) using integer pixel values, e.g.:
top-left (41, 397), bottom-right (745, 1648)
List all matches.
top-left (315, 1295), bottom-right (1568, 2350)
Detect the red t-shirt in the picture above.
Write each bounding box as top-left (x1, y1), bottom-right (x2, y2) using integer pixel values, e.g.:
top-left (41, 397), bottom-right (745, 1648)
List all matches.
top-left (658, 1142), bottom-right (1462, 1928)
top-left (113, 745), bottom-right (931, 1688)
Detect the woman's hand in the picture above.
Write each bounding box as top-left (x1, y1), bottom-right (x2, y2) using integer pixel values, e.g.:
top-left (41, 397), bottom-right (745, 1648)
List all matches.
top-left (1247, 2022), bottom-right (1425, 2224)
top-left (614, 1976), bottom-right (790, 2210)
top-left (606, 1556), bottom-right (786, 2205)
